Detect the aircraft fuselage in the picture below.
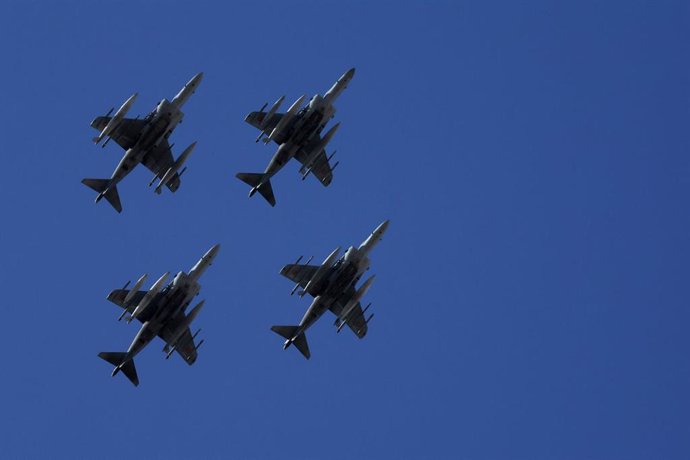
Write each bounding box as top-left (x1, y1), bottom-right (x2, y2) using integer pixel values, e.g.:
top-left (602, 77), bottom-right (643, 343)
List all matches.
top-left (107, 99), bottom-right (183, 187)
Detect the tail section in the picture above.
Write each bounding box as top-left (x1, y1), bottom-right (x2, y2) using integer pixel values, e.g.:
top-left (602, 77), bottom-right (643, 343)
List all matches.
top-left (292, 332), bottom-right (310, 360)
top-left (82, 178), bottom-right (123, 213)
top-left (236, 173), bottom-right (276, 207)
top-left (271, 325), bottom-right (298, 341)
top-left (271, 325), bottom-right (310, 359)
top-left (98, 352), bottom-right (139, 386)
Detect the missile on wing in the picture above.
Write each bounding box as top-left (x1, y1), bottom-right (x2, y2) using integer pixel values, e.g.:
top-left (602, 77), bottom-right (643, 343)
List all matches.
top-left (256, 96), bottom-right (285, 142)
top-left (165, 347), bottom-right (175, 359)
top-left (155, 142), bottom-right (197, 194)
top-left (146, 144), bottom-right (174, 186)
top-left (302, 150), bottom-right (337, 180)
top-left (118, 274), bottom-right (148, 321)
top-left (313, 122), bottom-right (340, 153)
top-left (264, 94), bottom-right (305, 144)
top-left (164, 300), bottom-right (205, 357)
top-left (300, 247), bottom-right (341, 297)
top-left (262, 96), bottom-right (285, 129)
top-left (165, 326), bottom-right (202, 359)
top-left (357, 311), bottom-right (375, 336)
top-left (184, 299), bottom-right (205, 324)
top-left (289, 255), bottom-right (314, 295)
top-left (300, 123), bottom-right (341, 179)
top-left (264, 95), bottom-right (285, 125)
top-left (128, 272), bottom-right (169, 323)
top-left (336, 301), bottom-right (372, 328)
top-left (336, 275), bottom-right (375, 332)
top-left (123, 274), bottom-right (148, 304)
top-left (93, 93), bottom-right (138, 145)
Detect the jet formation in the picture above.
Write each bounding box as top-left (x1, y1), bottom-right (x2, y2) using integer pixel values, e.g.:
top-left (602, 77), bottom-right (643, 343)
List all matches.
top-left (82, 72), bottom-right (203, 213)
top-left (272, 220), bottom-right (389, 359)
top-left (237, 68), bottom-right (355, 206)
top-left (87, 69), bottom-right (391, 384)
top-left (98, 244), bottom-right (220, 386)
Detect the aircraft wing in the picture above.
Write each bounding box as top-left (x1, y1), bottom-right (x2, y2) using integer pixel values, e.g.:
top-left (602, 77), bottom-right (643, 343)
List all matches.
top-left (295, 132), bottom-right (336, 187)
top-left (158, 314), bottom-right (198, 365)
top-left (280, 263), bottom-right (319, 289)
top-left (329, 287), bottom-right (368, 339)
top-left (295, 147), bottom-right (334, 186)
top-left (91, 116), bottom-right (146, 151)
top-left (245, 111), bottom-right (283, 135)
top-left (245, 111), bottom-right (300, 145)
top-left (106, 289), bottom-right (158, 323)
top-left (141, 140), bottom-right (181, 192)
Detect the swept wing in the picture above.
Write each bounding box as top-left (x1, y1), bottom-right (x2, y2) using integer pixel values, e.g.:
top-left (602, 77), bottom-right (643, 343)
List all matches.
top-left (280, 263), bottom-right (319, 290)
top-left (107, 289), bottom-right (198, 364)
top-left (329, 286), bottom-right (368, 339)
top-left (158, 315), bottom-right (199, 365)
top-left (107, 289), bottom-right (158, 323)
top-left (141, 140), bottom-right (181, 192)
top-left (90, 116), bottom-right (146, 151)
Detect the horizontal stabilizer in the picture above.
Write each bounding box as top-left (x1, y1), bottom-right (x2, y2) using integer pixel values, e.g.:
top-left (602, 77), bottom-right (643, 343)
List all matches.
top-left (236, 172), bottom-right (276, 207)
top-left (292, 332), bottom-right (310, 360)
top-left (271, 325), bottom-right (310, 359)
top-left (98, 351), bottom-right (126, 367)
top-left (82, 178), bottom-right (109, 194)
top-left (82, 178), bottom-right (122, 213)
top-left (271, 325), bottom-right (298, 340)
top-left (98, 352), bottom-right (139, 386)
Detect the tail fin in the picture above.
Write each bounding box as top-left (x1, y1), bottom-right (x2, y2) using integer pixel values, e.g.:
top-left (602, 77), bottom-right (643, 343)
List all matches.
top-left (236, 173), bottom-right (276, 207)
top-left (271, 325), bottom-right (311, 359)
top-left (98, 352), bottom-right (139, 386)
top-left (82, 178), bottom-right (123, 213)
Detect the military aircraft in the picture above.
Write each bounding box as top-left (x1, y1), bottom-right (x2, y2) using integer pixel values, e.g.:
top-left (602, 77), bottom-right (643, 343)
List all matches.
top-left (98, 243), bottom-right (220, 386)
top-left (82, 72), bottom-right (203, 212)
top-left (271, 220), bottom-right (389, 359)
top-left (237, 68), bottom-right (355, 206)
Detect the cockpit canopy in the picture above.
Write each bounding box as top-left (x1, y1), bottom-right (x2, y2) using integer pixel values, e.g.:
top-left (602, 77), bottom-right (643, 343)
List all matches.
top-left (172, 271), bottom-right (187, 286)
top-left (308, 94), bottom-right (324, 110)
top-left (343, 246), bottom-right (356, 262)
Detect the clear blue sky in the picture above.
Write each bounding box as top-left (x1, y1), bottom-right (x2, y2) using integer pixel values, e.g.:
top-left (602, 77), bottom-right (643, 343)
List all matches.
top-left (0, 1), bottom-right (688, 459)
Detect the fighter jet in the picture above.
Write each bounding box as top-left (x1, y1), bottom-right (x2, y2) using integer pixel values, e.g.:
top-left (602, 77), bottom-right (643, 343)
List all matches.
top-left (272, 220), bottom-right (389, 359)
top-left (98, 243), bottom-right (220, 386)
top-left (237, 68), bottom-right (355, 206)
top-left (82, 72), bottom-right (203, 212)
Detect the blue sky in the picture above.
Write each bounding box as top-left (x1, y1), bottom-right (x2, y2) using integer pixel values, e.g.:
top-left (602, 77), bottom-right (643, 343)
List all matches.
top-left (0, 1), bottom-right (688, 458)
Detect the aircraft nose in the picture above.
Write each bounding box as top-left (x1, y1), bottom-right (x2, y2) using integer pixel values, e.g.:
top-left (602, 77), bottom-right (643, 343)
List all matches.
top-left (345, 67), bottom-right (356, 80)
top-left (206, 243), bottom-right (221, 259)
top-left (191, 72), bottom-right (204, 86)
top-left (376, 219), bottom-right (390, 235)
